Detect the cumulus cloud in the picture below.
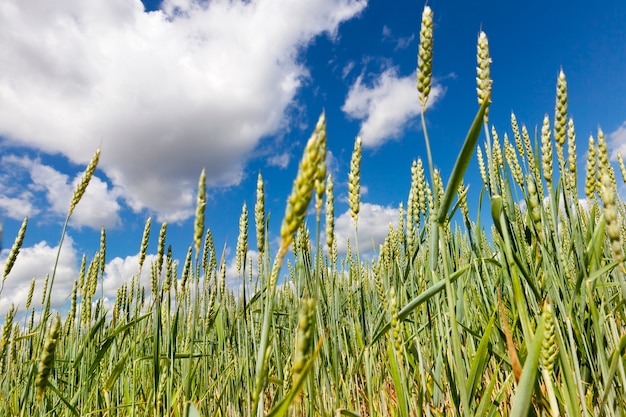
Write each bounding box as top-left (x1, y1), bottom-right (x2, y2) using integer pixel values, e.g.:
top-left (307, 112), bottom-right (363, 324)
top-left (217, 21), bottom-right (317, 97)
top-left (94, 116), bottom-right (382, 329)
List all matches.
top-left (0, 195), bottom-right (38, 220)
top-left (102, 252), bottom-right (157, 305)
top-left (0, 155), bottom-right (121, 229)
top-left (0, 0), bottom-right (367, 221)
top-left (342, 68), bottom-right (444, 147)
top-left (331, 202), bottom-right (399, 254)
top-left (0, 236), bottom-right (80, 317)
top-left (609, 121), bottom-right (626, 161)
top-left (0, 239), bottom-right (162, 318)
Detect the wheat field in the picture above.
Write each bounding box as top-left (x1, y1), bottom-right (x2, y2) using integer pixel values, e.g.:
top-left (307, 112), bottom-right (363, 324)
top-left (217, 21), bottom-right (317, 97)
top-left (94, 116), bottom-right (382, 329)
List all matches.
top-left (1, 5), bottom-right (625, 416)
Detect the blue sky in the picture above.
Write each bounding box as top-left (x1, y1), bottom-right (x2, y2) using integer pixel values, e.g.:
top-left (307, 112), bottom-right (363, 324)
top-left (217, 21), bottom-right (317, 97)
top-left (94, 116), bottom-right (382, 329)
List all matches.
top-left (1, 0), bottom-right (625, 316)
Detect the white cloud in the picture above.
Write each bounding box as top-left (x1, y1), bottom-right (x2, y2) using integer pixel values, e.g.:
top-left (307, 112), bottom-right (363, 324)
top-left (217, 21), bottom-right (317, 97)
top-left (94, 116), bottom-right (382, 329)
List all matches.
top-left (0, 195), bottom-right (38, 220)
top-left (0, 239), bottom-right (163, 319)
top-left (0, 0), bottom-right (367, 221)
top-left (103, 253), bottom-right (156, 298)
top-left (342, 68), bottom-right (444, 147)
top-left (609, 121), bottom-right (626, 161)
top-left (0, 155), bottom-right (121, 229)
top-left (267, 152), bottom-right (291, 169)
top-left (0, 236), bottom-right (80, 317)
top-left (342, 61), bottom-right (355, 79)
top-left (394, 34), bottom-right (415, 50)
top-left (331, 202), bottom-right (399, 254)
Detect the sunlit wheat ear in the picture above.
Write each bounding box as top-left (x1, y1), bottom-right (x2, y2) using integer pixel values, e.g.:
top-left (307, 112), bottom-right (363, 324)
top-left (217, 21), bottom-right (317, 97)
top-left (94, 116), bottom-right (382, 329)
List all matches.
top-left (540, 303), bottom-right (558, 374)
top-left (255, 173), bottom-right (265, 255)
top-left (476, 146), bottom-right (489, 189)
top-left (554, 69), bottom-right (568, 163)
top-left (325, 174), bottom-right (335, 254)
top-left (490, 127), bottom-right (503, 193)
top-left (596, 128), bottom-right (615, 184)
top-left (567, 117), bottom-right (578, 190)
top-left (180, 246), bottom-right (192, 294)
top-left (522, 124), bottom-right (540, 182)
top-left (0, 304), bottom-right (15, 375)
top-left (388, 288), bottom-right (402, 353)
top-left (491, 126), bottom-right (503, 169)
top-left (541, 115), bottom-right (553, 187)
top-left (397, 203), bottom-right (405, 243)
top-left (408, 160), bottom-right (418, 219)
top-left (236, 203), bottom-right (248, 276)
top-left (65, 280), bottom-right (77, 336)
top-left (408, 160), bottom-right (420, 230)
top-left (601, 172), bottom-right (624, 265)
top-left (206, 230), bottom-right (217, 276)
top-left (36, 314), bottom-right (61, 402)
top-left (476, 30), bottom-right (492, 122)
top-left (585, 135), bottom-right (598, 201)
top-left (279, 112), bottom-right (326, 259)
top-left (349, 136), bottom-right (362, 224)
top-left (138, 217), bottom-right (151, 271)
top-left (68, 148), bottom-right (100, 217)
top-left (3, 216), bottom-right (27, 281)
top-left (163, 245), bottom-right (173, 292)
top-left (417, 5), bottom-right (433, 109)
top-left (314, 122), bottom-right (328, 218)
top-left (156, 222), bottom-right (167, 279)
top-left (407, 191), bottom-right (416, 253)
top-left (99, 227), bottom-right (106, 277)
top-left (511, 112), bottom-right (525, 158)
top-left (194, 169), bottom-right (206, 254)
top-left (26, 277), bottom-right (36, 310)
top-left (617, 151), bottom-right (626, 184)
top-left (40, 273), bottom-right (49, 306)
top-left (527, 176), bottom-right (543, 239)
top-left (292, 298), bottom-right (315, 384)
top-left (505, 137), bottom-right (524, 188)
top-left (458, 180), bottom-right (470, 220)
top-left (416, 158), bottom-right (426, 217)
top-left (77, 255), bottom-right (86, 299)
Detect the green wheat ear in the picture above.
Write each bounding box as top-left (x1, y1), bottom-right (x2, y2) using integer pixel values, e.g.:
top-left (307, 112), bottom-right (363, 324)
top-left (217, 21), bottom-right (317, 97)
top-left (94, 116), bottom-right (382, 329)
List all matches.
top-left (255, 173), bottom-right (265, 255)
top-left (235, 202), bottom-right (248, 276)
top-left (476, 31), bottom-right (492, 122)
top-left (2, 216), bottom-right (27, 281)
top-left (36, 314), bottom-right (61, 402)
top-left (325, 174), bottom-right (335, 254)
top-left (554, 69), bottom-right (568, 165)
top-left (69, 148), bottom-right (100, 217)
top-left (279, 112), bottom-right (326, 259)
top-left (417, 5), bottom-right (433, 109)
top-left (193, 168), bottom-right (206, 254)
top-left (138, 217), bottom-right (151, 272)
top-left (348, 136), bottom-right (362, 224)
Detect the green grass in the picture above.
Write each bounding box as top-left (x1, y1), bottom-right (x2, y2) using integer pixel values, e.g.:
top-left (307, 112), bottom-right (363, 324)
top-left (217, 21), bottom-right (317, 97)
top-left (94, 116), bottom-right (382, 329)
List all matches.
top-left (1, 6), bottom-right (626, 416)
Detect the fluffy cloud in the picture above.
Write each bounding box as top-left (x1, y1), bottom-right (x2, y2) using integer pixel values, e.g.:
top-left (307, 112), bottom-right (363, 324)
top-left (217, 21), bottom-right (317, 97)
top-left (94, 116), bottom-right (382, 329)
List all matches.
top-left (0, 236), bottom-right (161, 318)
top-left (103, 253), bottom-right (156, 297)
top-left (609, 121), bottom-right (626, 161)
top-left (331, 202), bottom-right (399, 254)
top-left (0, 155), bottom-right (121, 229)
top-left (342, 68), bottom-right (444, 147)
top-left (0, 0), bottom-right (367, 221)
top-left (267, 152), bottom-right (291, 169)
top-left (0, 236), bottom-right (80, 317)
